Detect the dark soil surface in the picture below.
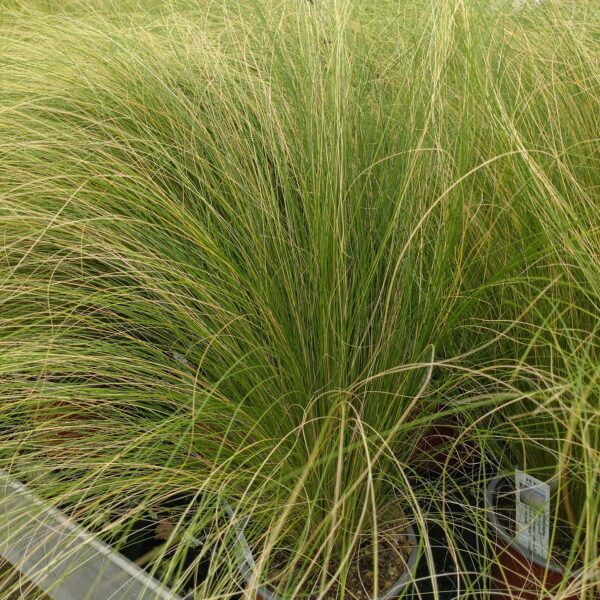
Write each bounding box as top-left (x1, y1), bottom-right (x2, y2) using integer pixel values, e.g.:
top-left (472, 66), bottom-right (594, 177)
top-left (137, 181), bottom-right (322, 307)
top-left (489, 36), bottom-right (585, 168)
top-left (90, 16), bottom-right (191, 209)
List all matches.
top-left (264, 501), bottom-right (415, 599)
top-left (0, 560), bottom-right (49, 600)
top-left (340, 527), bottom-right (413, 599)
top-left (260, 487), bottom-right (494, 600)
top-left (107, 496), bottom-right (212, 595)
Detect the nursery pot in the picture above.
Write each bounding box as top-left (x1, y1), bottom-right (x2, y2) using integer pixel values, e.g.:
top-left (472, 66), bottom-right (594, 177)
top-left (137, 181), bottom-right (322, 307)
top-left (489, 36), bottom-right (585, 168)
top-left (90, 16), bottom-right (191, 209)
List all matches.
top-left (411, 418), bottom-right (479, 478)
top-left (485, 475), bottom-right (583, 600)
top-left (228, 504), bottom-right (421, 600)
top-left (32, 401), bottom-right (97, 450)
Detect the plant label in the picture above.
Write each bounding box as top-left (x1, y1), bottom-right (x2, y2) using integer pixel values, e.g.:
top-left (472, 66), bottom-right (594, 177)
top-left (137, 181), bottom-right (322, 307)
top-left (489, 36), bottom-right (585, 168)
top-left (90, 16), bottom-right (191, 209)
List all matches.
top-left (515, 469), bottom-right (550, 560)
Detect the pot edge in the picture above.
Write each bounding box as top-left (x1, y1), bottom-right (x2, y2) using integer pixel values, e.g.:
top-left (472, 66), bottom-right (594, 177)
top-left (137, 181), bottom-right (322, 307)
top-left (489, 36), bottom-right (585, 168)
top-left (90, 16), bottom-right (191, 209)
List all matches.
top-left (484, 474), bottom-right (571, 575)
top-left (227, 503), bottom-right (421, 600)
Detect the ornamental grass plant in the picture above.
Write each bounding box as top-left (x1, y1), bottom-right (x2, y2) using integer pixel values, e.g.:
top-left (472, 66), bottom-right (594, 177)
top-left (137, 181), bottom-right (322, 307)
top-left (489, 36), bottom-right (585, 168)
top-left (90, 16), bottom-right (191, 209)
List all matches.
top-left (1, 1), bottom-right (599, 598)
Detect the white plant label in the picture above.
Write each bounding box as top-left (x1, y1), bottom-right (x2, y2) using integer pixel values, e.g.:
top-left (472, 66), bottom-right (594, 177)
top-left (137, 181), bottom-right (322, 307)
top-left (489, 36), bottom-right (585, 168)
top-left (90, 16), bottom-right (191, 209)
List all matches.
top-left (515, 469), bottom-right (550, 560)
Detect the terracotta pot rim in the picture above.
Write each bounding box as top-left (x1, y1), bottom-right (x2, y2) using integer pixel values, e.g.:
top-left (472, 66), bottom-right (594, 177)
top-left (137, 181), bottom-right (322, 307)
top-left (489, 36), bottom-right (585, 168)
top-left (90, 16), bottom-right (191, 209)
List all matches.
top-left (484, 474), bottom-right (573, 575)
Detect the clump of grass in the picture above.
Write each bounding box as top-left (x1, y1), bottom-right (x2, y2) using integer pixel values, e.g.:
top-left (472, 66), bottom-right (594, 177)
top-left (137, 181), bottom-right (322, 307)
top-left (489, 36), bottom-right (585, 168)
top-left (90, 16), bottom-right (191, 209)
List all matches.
top-left (1, 1), bottom-right (599, 598)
